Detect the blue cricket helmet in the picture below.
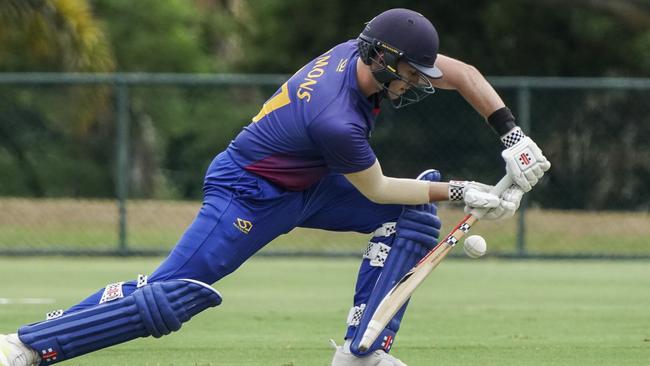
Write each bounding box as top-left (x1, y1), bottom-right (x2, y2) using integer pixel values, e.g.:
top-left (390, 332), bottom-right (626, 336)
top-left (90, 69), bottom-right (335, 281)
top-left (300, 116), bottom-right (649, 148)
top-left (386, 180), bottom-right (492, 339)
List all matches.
top-left (359, 8), bottom-right (442, 79)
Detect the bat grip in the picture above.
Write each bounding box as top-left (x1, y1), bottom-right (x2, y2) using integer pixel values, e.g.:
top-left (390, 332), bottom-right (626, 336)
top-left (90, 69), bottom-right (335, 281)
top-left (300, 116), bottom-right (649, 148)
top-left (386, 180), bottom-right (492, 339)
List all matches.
top-left (469, 175), bottom-right (513, 219)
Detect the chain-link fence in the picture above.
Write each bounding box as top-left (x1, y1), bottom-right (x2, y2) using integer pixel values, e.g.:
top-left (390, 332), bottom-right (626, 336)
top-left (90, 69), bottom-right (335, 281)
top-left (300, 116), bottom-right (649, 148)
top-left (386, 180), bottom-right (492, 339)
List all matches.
top-left (1, 73), bottom-right (649, 258)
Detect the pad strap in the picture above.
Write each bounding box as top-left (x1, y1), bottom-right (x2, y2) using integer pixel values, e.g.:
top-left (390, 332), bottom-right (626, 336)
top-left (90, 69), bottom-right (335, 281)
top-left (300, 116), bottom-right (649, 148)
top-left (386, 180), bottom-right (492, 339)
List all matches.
top-left (346, 304), bottom-right (366, 327)
top-left (371, 222), bottom-right (397, 237)
top-left (363, 242), bottom-right (391, 267)
top-left (362, 222), bottom-right (396, 267)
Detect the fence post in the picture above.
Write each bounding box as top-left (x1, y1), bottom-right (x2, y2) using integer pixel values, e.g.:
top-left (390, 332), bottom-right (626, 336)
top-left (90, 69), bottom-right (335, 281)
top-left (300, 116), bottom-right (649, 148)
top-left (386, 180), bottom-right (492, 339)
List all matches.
top-left (115, 82), bottom-right (129, 254)
top-left (516, 84), bottom-right (531, 256)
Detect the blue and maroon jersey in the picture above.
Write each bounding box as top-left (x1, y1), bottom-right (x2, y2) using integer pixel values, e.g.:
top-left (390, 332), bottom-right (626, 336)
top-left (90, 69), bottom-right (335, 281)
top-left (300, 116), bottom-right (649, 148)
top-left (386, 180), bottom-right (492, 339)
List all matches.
top-left (226, 40), bottom-right (378, 191)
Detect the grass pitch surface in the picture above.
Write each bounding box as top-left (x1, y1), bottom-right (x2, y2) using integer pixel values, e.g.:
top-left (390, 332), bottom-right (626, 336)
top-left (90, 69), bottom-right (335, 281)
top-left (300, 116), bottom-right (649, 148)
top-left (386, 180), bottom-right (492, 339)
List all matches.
top-left (0, 257), bottom-right (648, 365)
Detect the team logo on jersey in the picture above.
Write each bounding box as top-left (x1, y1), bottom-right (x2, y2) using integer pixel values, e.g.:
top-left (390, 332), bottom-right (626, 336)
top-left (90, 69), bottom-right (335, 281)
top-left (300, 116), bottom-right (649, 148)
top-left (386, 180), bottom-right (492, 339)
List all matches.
top-left (234, 218), bottom-right (253, 234)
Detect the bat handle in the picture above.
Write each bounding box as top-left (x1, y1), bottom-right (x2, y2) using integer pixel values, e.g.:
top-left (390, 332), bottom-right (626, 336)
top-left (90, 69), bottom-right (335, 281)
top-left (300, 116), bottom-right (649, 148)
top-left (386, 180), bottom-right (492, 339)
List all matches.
top-left (490, 175), bottom-right (514, 195)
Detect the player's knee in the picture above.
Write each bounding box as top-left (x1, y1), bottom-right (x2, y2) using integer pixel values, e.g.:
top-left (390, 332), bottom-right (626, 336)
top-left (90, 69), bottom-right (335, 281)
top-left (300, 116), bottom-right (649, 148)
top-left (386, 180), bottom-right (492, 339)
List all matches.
top-left (206, 260), bottom-right (240, 282)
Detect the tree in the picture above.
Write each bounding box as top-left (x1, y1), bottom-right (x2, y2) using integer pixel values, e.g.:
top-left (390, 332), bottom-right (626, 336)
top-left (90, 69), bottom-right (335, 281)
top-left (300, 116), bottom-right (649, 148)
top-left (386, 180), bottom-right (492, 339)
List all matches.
top-left (90, 0), bottom-right (259, 198)
top-left (0, 0), bottom-right (115, 196)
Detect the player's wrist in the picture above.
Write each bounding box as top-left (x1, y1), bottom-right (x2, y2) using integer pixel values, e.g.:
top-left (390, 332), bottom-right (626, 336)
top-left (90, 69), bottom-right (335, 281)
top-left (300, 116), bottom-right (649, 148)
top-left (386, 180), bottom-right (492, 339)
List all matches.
top-left (500, 126), bottom-right (526, 148)
top-left (427, 181), bottom-right (449, 202)
top-left (447, 180), bottom-right (466, 201)
top-left (487, 106), bottom-right (517, 137)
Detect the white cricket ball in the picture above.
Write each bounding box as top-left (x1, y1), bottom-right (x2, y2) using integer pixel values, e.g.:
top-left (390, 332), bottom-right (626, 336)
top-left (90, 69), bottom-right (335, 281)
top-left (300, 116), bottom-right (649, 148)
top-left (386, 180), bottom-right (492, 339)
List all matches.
top-left (463, 235), bottom-right (487, 259)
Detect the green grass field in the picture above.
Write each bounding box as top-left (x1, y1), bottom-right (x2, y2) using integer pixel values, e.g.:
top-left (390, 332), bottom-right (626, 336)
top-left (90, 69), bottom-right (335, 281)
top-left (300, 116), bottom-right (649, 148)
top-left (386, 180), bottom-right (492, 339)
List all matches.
top-left (1, 257), bottom-right (649, 365)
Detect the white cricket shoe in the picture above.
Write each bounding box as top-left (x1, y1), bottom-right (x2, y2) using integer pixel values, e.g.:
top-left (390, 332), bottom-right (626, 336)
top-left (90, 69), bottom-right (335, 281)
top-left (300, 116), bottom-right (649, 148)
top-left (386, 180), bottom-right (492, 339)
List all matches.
top-left (0, 334), bottom-right (39, 366)
top-left (330, 339), bottom-right (407, 366)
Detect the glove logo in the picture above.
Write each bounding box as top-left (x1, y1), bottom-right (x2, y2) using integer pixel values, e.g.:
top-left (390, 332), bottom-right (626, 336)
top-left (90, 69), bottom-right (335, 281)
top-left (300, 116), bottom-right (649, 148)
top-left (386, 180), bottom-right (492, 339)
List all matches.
top-left (234, 218), bottom-right (253, 234)
top-left (517, 148), bottom-right (537, 170)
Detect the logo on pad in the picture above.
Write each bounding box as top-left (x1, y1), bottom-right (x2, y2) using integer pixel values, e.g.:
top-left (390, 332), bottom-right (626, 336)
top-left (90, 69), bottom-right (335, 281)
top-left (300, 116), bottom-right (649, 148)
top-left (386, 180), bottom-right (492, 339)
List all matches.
top-left (381, 335), bottom-right (394, 351)
top-left (99, 282), bottom-right (124, 304)
top-left (234, 218), bottom-right (253, 234)
top-left (41, 348), bottom-right (58, 363)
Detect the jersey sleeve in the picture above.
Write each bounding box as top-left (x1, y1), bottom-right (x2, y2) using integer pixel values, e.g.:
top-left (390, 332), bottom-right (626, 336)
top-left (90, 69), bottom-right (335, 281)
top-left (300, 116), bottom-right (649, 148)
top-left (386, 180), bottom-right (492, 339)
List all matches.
top-left (308, 118), bottom-right (377, 174)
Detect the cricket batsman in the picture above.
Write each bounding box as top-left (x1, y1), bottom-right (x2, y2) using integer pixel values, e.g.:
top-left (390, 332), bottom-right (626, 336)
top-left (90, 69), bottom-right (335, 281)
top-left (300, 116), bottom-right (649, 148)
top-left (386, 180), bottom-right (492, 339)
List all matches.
top-left (0, 8), bottom-right (550, 366)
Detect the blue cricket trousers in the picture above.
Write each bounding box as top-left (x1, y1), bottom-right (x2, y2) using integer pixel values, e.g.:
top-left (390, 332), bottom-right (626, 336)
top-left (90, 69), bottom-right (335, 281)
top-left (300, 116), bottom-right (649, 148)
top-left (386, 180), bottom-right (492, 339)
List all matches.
top-left (67, 151), bottom-right (402, 311)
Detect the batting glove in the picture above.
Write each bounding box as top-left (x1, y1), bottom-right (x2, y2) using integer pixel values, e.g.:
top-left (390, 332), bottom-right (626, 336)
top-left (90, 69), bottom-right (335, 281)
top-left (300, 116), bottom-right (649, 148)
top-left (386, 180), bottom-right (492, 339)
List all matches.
top-left (500, 127), bottom-right (551, 192)
top-left (448, 180), bottom-right (501, 210)
top-left (464, 185), bottom-right (524, 220)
